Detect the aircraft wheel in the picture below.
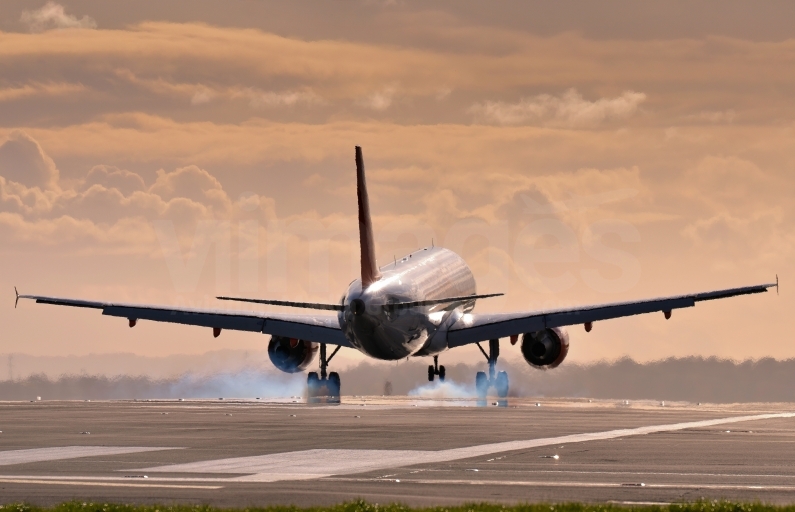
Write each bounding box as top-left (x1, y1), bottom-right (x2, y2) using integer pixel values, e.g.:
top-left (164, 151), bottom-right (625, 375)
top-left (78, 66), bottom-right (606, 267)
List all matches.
top-left (328, 372), bottom-right (341, 402)
top-left (438, 365), bottom-right (446, 382)
top-left (496, 371), bottom-right (509, 398)
top-left (307, 372), bottom-right (320, 401)
top-left (475, 371), bottom-right (488, 398)
top-left (428, 365), bottom-right (435, 382)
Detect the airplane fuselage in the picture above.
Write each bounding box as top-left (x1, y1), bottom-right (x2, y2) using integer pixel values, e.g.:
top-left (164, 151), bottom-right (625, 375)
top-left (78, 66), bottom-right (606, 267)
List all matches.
top-left (339, 246), bottom-right (476, 360)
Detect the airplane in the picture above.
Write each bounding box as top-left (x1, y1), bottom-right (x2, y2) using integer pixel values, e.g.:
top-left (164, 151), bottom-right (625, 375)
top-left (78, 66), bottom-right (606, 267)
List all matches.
top-left (15, 147), bottom-right (778, 402)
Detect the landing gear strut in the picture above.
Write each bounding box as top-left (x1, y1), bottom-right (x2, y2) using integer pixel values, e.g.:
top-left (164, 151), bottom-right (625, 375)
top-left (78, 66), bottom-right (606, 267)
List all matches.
top-left (307, 343), bottom-right (341, 404)
top-left (428, 355), bottom-right (446, 382)
top-left (475, 338), bottom-right (509, 406)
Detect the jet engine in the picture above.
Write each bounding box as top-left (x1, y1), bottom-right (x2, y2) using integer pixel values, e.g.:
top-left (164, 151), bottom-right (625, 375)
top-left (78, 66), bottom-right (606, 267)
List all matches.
top-left (520, 328), bottom-right (569, 369)
top-left (267, 336), bottom-right (319, 373)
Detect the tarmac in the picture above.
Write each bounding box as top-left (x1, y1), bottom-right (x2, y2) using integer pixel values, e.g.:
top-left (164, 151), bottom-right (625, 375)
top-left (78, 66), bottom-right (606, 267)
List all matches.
top-left (1, 396), bottom-right (795, 506)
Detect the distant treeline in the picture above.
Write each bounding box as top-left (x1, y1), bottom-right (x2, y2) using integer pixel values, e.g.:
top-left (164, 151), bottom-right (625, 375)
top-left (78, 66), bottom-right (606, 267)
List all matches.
top-left (345, 356), bottom-right (795, 403)
top-left (1, 357), bottom-right (794, 403)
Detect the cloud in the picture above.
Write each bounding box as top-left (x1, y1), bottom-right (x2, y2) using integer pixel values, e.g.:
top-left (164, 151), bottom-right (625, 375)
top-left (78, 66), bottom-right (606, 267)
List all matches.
top-left (238, 88), bottom-right (322, 108)
top-left (0, 133), bottom-right (272, 255)
top-left (0, 21), bottom-right (792, 128)
top-left (0, 131), bottom-right (59, 189)
top-left (113, 70), bottom-right (322, 109)
top-left (469, 89), bottom-right (647, 127)
top-left (683, 156), bottom-right (776, 212)
top-left (190, 88), bottom-right (215, 106)
top-left (20, 2), bottom-right (97, 33)
top-left (357, 86), bottom-right (397, 111)
top-left (302, 173), bottom-right (325, 187)
top-left (696, 110), bottom-right (736, 123)
top-left (0, 83), bottom-right (85, 102)
top-left (81, 166), bottom-right (146, 196)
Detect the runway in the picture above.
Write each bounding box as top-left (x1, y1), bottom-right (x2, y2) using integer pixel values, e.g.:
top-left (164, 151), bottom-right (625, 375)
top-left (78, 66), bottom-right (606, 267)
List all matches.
top-left (0, 397), bottom-right (794, 506)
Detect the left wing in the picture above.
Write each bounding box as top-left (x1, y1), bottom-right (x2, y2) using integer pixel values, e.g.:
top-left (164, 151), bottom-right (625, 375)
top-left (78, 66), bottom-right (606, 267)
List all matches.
top-left (447, 280), bottom-right (778, 348)
top-left (15, 292), bottom-right (351, 347)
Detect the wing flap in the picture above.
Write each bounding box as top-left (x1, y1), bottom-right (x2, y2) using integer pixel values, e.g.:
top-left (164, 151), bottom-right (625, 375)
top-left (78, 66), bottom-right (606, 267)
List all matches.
top-left (102, 306), bottom-right (266, 332)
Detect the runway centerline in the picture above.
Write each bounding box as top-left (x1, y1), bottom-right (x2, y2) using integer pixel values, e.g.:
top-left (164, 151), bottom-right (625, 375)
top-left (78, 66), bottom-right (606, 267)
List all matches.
top-left (0, 446), bottom-right (181, 466)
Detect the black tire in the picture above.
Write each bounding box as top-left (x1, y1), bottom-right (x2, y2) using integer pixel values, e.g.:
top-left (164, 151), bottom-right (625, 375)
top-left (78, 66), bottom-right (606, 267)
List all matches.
top-left (307, 372), bottom-right (320, 399)
top-left (328, 372), bottom-right (341, 399)
top-left (428, 365), bottom-right (435, 382)
top-left (496, 371), bottom-right (509, 398)
top-left (438, 365), bottom-right (446, 382)
top-left (475, 371), bottom-right (488, 398)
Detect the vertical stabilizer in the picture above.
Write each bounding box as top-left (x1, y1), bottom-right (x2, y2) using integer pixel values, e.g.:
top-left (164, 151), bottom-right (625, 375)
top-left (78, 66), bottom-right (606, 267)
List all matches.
top-left (356, 146), bottom-right (381, 287)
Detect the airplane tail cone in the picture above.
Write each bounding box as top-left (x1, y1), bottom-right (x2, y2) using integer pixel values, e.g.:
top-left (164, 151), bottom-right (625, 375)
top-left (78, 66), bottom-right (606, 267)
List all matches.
top-left (356, 146), bottom-right (381, 288)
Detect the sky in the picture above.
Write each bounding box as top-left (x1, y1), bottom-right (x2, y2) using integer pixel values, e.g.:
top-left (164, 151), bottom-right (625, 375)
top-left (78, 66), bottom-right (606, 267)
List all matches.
top-left (1, 1), bottom-right (793, 371)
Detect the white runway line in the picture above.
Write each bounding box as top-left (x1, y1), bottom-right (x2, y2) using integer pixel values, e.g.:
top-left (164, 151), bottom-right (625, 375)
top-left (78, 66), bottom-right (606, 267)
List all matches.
top-left (433, 412), bottom-right (795, 462)
top-left (500, 469), bottom-right (795, 479)
top-left (0, 474), bottom-right (231, 483)
top-left (0, 446), bottom-right (180, 466)
top-left (139, 412), bottom-right (795, 483)
top-left (353, 478), bottom-right (795, 492)
top-left (0, 478), bottom-right (221, 489)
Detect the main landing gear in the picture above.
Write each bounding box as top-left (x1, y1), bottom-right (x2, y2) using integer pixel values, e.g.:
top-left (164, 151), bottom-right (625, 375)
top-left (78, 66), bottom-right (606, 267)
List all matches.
top-left (475, 338), bottom-right (509, 407)
top-left (428, 355), bottom-right (446, 382)
top-left (307, 343), bottom-right (341, 404)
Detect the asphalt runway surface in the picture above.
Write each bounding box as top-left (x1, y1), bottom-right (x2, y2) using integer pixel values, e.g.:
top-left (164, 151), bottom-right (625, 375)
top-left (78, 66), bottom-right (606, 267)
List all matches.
top-left (1, 396), bottom-right (795, 506)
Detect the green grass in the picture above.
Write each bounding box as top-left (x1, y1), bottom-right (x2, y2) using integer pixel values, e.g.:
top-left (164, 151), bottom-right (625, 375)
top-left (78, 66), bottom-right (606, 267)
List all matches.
top-left (1, 501), bottom-right (795, 512)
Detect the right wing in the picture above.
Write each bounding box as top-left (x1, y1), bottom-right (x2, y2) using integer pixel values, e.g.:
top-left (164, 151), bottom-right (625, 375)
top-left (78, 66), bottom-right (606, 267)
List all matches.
top-left (447, 280), bottom-right (777, 348)
top-left (16, 292), bottom-right (351, 347)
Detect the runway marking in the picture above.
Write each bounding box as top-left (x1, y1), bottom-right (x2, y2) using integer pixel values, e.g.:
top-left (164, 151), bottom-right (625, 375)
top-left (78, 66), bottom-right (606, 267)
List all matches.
top-left (351, 478), bottom-right (795, 492)
top-left (489, 469), bottom-right (795, 479)
top-left (2, 473), bottom-right (792, 493)
top-left (0, 475), bottom-right (230, 483)
top-left (0, 478), bottom-right (221, 489)
top-left (0, 446), bottom-right (180, 466)
top-left (137, 412), bottom-right (795, 483)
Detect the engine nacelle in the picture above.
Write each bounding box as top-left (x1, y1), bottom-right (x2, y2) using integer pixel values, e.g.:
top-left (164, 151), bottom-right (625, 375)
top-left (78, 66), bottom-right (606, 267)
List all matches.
top-left (267, 336), bottom-right (318, 373)
top-left (521, 328), bottom-right (569, 369)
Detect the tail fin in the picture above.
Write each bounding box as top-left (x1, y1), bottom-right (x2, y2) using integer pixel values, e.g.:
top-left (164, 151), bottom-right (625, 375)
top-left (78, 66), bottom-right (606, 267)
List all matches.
top-left (356, 146), bottom-right (381, 287)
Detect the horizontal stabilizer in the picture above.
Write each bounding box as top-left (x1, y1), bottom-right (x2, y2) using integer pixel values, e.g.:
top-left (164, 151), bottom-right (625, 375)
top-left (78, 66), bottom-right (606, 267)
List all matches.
top-left (216, 296), bottom-right (344, 311)
top-left (383, 293), bottom-right (504, 311)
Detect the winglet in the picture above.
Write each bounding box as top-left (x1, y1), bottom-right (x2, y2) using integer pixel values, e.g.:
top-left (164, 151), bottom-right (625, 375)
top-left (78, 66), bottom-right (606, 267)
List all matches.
top-left (356, 146), bottom-right (381, 288)
top-left (14, 287), bottom-right (19, 308)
